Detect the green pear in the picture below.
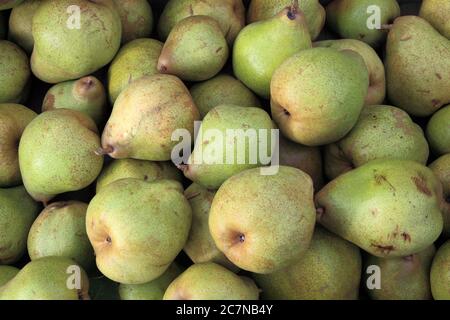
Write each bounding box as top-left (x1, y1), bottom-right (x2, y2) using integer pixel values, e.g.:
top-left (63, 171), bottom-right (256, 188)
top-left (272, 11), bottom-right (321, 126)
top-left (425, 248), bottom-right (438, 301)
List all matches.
top-left (184, 183), bottom-right (237, 270)
top-left (163, 263), bottom-right (259, 300)
top-left (254, 227), bottom-right (361, 300)
top-left (324, 105), bottom-right (429, 180)
top-left (363, 245), bottom-right (435, 300)
top-left (326, 0), bottom-right (400, 47)
top-left (42, 76), bottom-right (107, 126)
top-left (316, 159), bottom-right (444, 258)
top-left (8, 0), bottom-right (42, 53)
top-left (247, 0), bottom-right (325, 40)
top-left (158, 16), bottom-right (228, 82)
top-left (113, 0), bottom-right (153, 44)
top-left (0, 103), bottom-right (37, 187)
top-left (271, 47), bottom-right (369, 146)
top-left (429, 154), bottom-right (450, 238)
top-left (0, 40), bottom-right (30, 103)
top-left (209, 166), bottom-right (316, 274)
top-left (0, 257), bottom-right (89, 300)
top-left (430, 240), bottom-right (450, 300)
top-left (18, 109), bottom-right (103, 204)
top-left (88, 275), bottom-right (120, 300)
top-left (27, 201), bottom-right (94, 270)
top-left (190, 74), bottom-right (260, 118)
top-left (0, 0), bottom-right (24, 10)
top-left (0, 12), bottom-right (5, 39)
top-left (0, 266), bottom-right (19, 286)
top-left (420, 0), bottom-right (450, 39)
top-left (96, 159), bottom-right (182, 193)
top-left (386, 16), bottom-right (450, 117)
top-left (233, 5), bottom-right (312, 98)
top-left (0, 185), bottom-right (39, 264)
top-left (101, 74), bottom-right (200, 161)
top-left (182, 105), bottom-right (275, 190)
top-left (157, 0), bottom-right (245, 45)
top-left (119, 263), bottom-right (183, 300)
top-left (86, 179), bottom-right (192, 284)
top-left (314, 39), bottom-right (386, 105)
top-left (31, 0), bottom-right (121, 83)
top-left (426, 105), bottom-right (450, 155)
top-left (107, 38), bottom-right (163, 104)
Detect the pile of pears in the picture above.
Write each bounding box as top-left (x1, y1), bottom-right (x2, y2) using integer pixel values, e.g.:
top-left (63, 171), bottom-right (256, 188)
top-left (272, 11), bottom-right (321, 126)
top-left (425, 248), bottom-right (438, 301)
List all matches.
top-left (0, 0), bottom-right (449, 301)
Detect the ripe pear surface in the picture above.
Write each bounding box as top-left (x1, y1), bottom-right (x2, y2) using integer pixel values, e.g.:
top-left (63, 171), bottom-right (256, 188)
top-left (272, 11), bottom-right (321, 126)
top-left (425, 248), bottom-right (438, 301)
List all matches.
top-left (163, 263), bottom-right (259, 300)
top-left (209, 166), bottom-right (316, 274)
top-left (86, 179), bottom-right (192, 284)
top-left (158, 16), bottom-right (228, 82)
top-left (18, 109), bottom-right (103, 203)
top-left (426, 105), bottom-right (450, 155)
top-left (101, 74), bottom-right (200, 161)
top-left (0, 257), bottom-right (89, 300)
top-left (113, 0), bottom-right (153, 44)
top-left (430, 240), bottom-right (450, 300)
top-left (31, 0), bottom-right (121, 83)
top-left (8, 0), bottom-right (42, 53)
top-left (420, 0), bottom-right (450, 39)
top-left (386, 16), bottom-right (450, 116)
top-left (429, 154), bottom-right (450, 238)
top-left (316, 159), bottom-right (444, 258)
top-left (0, 266), bottom-right (19, 286)
top-left (271, 47), bottom-right (368, 146)
top-left (233, 6), bottom-right (311, 98)
top-left (0, 185), bottom-right (39, 264)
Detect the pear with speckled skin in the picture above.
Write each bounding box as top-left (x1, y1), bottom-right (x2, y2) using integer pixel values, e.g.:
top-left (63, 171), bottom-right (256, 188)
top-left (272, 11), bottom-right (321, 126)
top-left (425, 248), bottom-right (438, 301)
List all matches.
top-left (18, 109), bottom-right (103, 203)
top-left (86, 179), bottom-right (192, 284)
top-left (420, 0), bottom-right (450, 39)
top-left (163, 263), bottom-right (259, 300)
top-left (386, 16), bottom-right (450, 116)
top-left (113, 0), bottom-right (153, 44)
top-left (8, 0), bottom-right (42, 54)
top-left (0, 266), bottom-right (19, 286)
top-left (430, 240), bottom-right (450, 300)
top-left (209, 166), bottom-right (316, 274)
top-left (324, 105), bottom-right (429, 180)
top-left (158, 16), bottom-right (228, 82)
top-left (316, 159), bottom-right (444, 258)
top-left (363, 245), bottom-right (435, 300)
top-left (426, 105), bottom-right (450, 155)
top-left (254, 227), bottom-right (361, 300)
top-left (429, 154), bottom-right (450, 238)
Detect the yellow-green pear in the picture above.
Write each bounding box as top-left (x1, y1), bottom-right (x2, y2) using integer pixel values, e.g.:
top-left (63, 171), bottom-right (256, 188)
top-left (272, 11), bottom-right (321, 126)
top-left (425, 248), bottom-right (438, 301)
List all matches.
top-left (0, 266), bottom-right (19, 286)
top-left (420, 0), bottom-right (450, 39)
top-left (113, 0), bottom-right (153, 44)
top-left (163, 263), bottom-right (259, 300)
top-left (8, 0), bottom-right (42, 53)
top-left (426, 105), bottom-right (450, 155)
top-left (429, 154), bottom-right (450, 238)
top-left (430, 240), bottom-right (450, 300)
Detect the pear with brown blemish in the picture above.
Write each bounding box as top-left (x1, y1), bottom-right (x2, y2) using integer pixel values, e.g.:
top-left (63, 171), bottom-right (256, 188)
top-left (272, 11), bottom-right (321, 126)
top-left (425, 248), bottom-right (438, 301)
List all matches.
top-left (316, 159), bottom-right (444, 258)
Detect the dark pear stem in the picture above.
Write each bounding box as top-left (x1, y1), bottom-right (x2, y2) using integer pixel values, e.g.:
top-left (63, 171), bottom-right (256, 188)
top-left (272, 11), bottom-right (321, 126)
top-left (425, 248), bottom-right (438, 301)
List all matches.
top-left (288, 0), bottom-right (299, 20)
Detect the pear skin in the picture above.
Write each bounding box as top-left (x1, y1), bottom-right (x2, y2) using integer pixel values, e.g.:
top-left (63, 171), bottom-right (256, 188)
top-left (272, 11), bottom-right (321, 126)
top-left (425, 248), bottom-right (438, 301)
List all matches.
top-left (0, 266), bottom-right (19, 286)
top-left (429, 154), bottom-right (450, 238)
top-left (426, 105), bottom-right (450, 155)
top-left (430, 240), bottom-right (450, 300)
top-left (8, 0), bottom-right (42, 54)
top-left (113, 0), bottom-right (153, 44)
top-left (0, 0), bottom-right (25, 10)
top-left (420, 0), bottom-right (450, 39)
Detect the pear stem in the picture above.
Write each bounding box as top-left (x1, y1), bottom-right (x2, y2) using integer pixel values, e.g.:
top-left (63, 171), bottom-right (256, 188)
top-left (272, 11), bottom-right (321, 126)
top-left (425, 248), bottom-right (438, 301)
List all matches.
top-left (94, 146), bottom-right (113, 156)
top-left (380, 24), bottom-right (393, 31)
top-left (288, 0), bottom-right (299, 20)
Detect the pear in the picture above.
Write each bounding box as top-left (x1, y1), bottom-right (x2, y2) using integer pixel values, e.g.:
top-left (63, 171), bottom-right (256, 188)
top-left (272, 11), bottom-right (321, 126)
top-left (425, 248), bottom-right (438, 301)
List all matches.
top-left (119, 263), bottom-right (183, 300)
top-left (386, 16), bottom-right (450, 117)
top-left (0, 40), bottom-right (30, 103)
top-left (209, 166), bottom-right (316, 274)
top-left (157, 0), bottom-right (245, 45)
top-left (163, 263), bottom-right (259, 300)
top-left (429, 154), bottom-right (450, 238)
top-left (324, 105), bottom-right (429, 180)
top-left (42, 76), bottom-right (107, 127)
top-left (101, 74), bottom-right (200, 161)
top-left (88, 275), bottom-right (120, 300)
top-left (254, 227), bottom-right (361, 300)
top-left (0, 0), bottom-right (24, 10)
top-left (0, 185), bottom-right (39, 264)
top-left (314, 39), bottom-right (386, 105)
top-left (326, 0), bottom-right (400, 47)
top-left (27, 201), bottom-right (94, 270)
top-left (107, 38), bottom-right (163, 104)
top-left (363, 245), bottom-right (435, 300)
top-left (316, 159), bottom-right (444, 258)
top-left (420, 0), bottom-right (450, 39)
top-left (233, 5), bottom-right (312, 98)
top-left (0, 103), bottom-right (37, 187)
top-left (0, 266), bottom-right (19, 286)
top-left (426, 105), bottom-right (450, 155)
top-left (430, 240), bottom-right (450, 300)
top-left (190, 74), bottom-right (260, 118)
top-left (31, 0), bottom-right (121, 83)
top-left (271, 47), bottom-right (368, 146)
top-left (182, 105), bottom-right (275, 190)
top-left (18, 109), bottom-right (103, 204)
top-left (184, 183), bottom-right (236, 270)
top-left (113, 0), bottom-right (153, 44)
top-left (86, 179), bottom-right (192, 284)
top-left (247, 0), bottom-right (325, 40)
top-left (158, 16), bottom-right (229, 82)
top-left (0, 257), bottom-right (89, 300)
top-left (96, 159), bottom-right (182, 193)
top-left (8, 0), bottom-right (42, 53)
